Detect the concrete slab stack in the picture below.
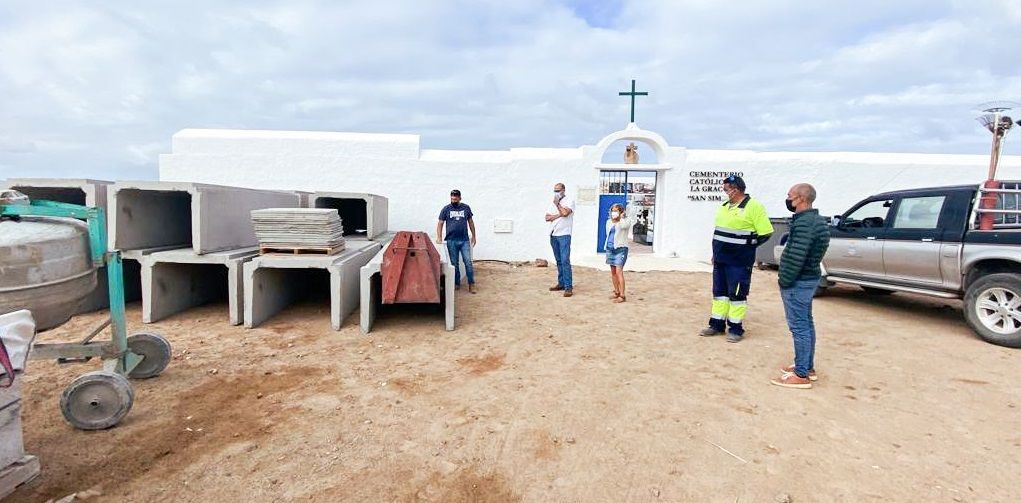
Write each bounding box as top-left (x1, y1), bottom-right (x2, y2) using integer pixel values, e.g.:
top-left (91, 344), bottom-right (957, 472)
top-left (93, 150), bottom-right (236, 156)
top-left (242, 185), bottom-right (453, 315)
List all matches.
top-left (244, 240), bottom-right (382, 330)
top-left (1, 179), bottom-right (116, 312)
top-left (311, 192), bottom-right (388, 240)
top-left (251, 208), bottom-right (345, 252)
top-left (360, 240), bottom-right (455, 334)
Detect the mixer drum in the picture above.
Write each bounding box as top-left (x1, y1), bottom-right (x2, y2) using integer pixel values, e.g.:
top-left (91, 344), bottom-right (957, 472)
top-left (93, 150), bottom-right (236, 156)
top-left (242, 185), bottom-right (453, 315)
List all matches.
top-left (0, 217), bottom-right (97, 331)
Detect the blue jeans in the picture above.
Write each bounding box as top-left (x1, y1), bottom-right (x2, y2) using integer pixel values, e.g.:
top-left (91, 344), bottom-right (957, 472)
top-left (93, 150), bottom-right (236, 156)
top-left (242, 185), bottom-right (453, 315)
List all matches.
top-left (549, 235), bottom-right (573, 290)
top-left (445, 239), bottom-right (475, 286)
top-left (781, 278), bottom-right (819, 378)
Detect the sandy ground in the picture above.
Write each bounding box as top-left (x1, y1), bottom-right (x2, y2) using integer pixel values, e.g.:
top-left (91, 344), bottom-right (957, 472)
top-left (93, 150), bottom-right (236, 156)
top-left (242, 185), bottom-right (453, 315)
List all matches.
top-left (10, 263), bottom-right (1021, 502)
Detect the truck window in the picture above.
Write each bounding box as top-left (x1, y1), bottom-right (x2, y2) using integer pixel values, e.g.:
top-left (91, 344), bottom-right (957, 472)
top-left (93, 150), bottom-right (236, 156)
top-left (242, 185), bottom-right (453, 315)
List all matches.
top-left (892, 196), bottom-right (946, 230)
top-left (843, 199), bottom-right (893, 228)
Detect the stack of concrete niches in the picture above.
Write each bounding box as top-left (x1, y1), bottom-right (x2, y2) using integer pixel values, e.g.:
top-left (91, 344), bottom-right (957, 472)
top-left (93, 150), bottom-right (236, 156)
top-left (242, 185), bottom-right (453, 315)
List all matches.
top-left (3, 179), bottom-right (389, 329)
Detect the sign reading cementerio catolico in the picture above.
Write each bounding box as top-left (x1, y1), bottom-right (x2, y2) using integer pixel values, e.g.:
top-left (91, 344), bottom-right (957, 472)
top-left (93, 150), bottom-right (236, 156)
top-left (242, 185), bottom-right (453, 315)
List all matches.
top-left (688, 171), bottom-right (744, 202)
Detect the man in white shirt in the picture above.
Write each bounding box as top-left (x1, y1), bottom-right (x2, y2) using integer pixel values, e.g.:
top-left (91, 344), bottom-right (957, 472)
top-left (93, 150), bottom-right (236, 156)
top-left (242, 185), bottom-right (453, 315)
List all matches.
top-left (545, 182), bottom-right (575, 297)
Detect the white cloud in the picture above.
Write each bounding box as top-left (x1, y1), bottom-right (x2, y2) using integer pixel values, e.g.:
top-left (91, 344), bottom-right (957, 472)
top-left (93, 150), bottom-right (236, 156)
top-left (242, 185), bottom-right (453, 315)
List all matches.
top-left (1, 0), bottom-right (1020, 180)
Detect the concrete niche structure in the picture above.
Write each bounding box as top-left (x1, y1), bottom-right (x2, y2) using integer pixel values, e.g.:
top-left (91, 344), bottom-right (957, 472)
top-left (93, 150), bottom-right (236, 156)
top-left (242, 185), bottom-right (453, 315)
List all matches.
top-left (108, 181), bottom-right (302, 254)
top-left (2, 178), bottom-right (112, 209)
top-left (2, 178), bottom-right (118, 312)
top-left (310, 192), bottom-right (388, 239)
top-left (243, 241), bottom-right (382, 330)
top-left (359, 244), bottom-right (455, 334)
top-left (140, 247), bottom-right (259, 325)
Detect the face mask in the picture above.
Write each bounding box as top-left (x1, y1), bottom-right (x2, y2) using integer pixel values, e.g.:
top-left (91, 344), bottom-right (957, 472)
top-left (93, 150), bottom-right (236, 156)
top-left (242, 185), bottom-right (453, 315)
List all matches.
top-left (785, 198), bottom-right (797, 212)
top-left (610, 211), bottom-right (620, 219)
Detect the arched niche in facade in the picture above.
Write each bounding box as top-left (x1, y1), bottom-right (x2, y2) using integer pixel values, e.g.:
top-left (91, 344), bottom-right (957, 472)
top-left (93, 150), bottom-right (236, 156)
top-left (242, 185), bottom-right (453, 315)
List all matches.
top-left (591, 123), bottom-right (672, 171)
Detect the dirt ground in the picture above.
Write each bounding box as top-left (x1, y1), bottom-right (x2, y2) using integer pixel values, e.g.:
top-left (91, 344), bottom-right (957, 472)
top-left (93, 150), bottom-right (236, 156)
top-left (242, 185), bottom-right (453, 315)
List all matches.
top-left (11, 263), bottom-right (1021, 502)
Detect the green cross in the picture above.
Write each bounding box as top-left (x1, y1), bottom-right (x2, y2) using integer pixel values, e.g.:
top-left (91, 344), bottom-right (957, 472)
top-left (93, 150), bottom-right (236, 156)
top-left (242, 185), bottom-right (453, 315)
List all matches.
top-left (618, 79), bottom-right (648, 123)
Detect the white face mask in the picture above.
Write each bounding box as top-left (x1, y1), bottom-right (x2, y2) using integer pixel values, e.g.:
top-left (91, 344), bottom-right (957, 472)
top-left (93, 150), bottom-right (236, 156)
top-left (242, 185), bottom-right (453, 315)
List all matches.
top-left (610, 211), bottom-right (620, 219)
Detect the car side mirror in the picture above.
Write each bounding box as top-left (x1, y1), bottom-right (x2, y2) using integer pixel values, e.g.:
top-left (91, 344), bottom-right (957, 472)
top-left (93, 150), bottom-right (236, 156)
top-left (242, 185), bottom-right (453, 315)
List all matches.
top-left (830, 216), bottom-right (843, 228)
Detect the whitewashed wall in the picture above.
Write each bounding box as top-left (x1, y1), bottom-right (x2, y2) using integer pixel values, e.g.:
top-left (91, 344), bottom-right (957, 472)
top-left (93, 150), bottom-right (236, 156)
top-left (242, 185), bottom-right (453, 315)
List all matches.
top-left (159, 128), bottom-right (1021, 263)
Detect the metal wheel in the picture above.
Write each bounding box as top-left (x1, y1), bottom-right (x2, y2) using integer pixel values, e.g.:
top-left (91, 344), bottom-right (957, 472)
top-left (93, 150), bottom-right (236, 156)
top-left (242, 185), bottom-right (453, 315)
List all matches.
top-left (60, 371), bottom-right (134, 430)
top-left (126, 332), bottom-right (172, 379)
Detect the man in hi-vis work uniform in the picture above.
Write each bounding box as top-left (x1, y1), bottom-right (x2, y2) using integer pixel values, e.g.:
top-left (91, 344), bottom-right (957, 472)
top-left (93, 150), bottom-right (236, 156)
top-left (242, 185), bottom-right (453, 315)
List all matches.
top-left (699, 174), bottom-right (774, 343)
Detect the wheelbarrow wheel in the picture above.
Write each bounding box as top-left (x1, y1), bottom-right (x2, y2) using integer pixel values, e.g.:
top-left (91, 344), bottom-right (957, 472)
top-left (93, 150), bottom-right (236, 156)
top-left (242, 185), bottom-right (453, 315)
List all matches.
top-left (126, 332), bottom-right (172, 379)
top-left (60, 371), bottom-right (134, 430)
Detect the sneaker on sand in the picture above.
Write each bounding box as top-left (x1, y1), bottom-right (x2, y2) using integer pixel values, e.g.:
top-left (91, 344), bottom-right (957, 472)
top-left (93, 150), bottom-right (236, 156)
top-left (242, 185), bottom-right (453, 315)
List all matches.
top-left (771, 372), bottom-right (812, 389)
top-left (549, 285), bottom-right (565, 291)
top-left (699, 327), bottom-right (724, 337)
top-left (563, 290), bottom-right (573, 297)
top-left (781, 364), bottom-right (818, 381)
top-left (726, 333), bottom-right (743, 343)
top-left (469, 284), bottom-right (477, 294)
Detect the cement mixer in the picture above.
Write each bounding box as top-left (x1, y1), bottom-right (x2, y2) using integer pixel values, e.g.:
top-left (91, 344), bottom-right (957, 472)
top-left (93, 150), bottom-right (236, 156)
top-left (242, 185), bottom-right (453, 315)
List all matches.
top-left (0, 195), bottom-right (171, 430)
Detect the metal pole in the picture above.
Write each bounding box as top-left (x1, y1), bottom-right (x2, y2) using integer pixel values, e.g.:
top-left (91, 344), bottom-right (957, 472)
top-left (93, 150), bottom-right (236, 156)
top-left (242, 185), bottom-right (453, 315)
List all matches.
top-left (980, 115), bottom-right (1003, 230)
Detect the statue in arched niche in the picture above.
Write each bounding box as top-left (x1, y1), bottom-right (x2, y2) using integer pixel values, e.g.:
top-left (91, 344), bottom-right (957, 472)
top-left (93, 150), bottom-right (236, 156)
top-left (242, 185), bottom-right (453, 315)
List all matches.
top-left (624, 142), bottom-right (639, 164)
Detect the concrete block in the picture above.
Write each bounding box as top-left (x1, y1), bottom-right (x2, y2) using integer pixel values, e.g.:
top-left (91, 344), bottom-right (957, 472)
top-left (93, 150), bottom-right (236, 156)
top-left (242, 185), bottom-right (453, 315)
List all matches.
top-left (2, 179), bottom-right (114, 313)
top-left (359, 241), bottom-right (455, 334)
top-left (294, 191), bottom-right (313, 208)
top-left (243, 241), bottom-right (382, 330)
top-left (2, 178), bottom-right (111, 209)
top-left (0, 455), bottom-right (39, 501)
top-left (140, 247), bottom-right (259, 325)
top-left (120, 247), bottom-right (180, 304)
top-left (0, 380), bottom-right (24, 471)
top-left (311, 192), bottom-right (388, 240)
top-left (108, 181), bottom-right (301, 254)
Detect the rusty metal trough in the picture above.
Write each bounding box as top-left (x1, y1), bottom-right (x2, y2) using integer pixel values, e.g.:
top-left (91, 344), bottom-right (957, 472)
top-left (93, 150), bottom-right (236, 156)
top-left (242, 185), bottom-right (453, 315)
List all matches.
top-left (381, 231), bottom-right (442, 304)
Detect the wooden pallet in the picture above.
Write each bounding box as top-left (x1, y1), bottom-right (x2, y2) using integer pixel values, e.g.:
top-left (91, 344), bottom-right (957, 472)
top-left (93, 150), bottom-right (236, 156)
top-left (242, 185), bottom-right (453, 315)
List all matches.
top-left (259, 245), bottom-right (344, 256)
top-left (0, 455), bottom-right (40, 500)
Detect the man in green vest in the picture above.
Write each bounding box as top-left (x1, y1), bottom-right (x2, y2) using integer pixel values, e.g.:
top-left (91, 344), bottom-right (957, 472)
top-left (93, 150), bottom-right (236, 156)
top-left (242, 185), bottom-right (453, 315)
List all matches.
top-left (772, 183), bottom-right (830, 389)
top-left (699, 174), bottom-right (774, 343)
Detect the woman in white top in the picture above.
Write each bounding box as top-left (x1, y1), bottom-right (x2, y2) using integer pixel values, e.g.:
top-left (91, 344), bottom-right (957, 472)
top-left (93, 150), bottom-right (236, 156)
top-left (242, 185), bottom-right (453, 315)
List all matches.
top-left (604, 203), bottom-right (637, 303)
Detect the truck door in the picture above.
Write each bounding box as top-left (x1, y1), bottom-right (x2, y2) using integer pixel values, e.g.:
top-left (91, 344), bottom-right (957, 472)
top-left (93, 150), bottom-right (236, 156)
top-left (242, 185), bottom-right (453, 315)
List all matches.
top-left (882, 195), bottom-right (948, 287)
top-left (826, 198), bottom-right (893, 279)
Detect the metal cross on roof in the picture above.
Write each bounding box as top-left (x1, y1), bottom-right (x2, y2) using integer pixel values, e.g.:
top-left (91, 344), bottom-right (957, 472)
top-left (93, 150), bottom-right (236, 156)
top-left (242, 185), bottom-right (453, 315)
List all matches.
top-left (618, 79), bottom-right (648, 124)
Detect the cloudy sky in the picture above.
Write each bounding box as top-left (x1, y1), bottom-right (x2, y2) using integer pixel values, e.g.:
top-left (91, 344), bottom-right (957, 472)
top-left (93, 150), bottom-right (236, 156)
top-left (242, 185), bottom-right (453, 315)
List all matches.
top-left (2, 0), bottom-right (1021, 179)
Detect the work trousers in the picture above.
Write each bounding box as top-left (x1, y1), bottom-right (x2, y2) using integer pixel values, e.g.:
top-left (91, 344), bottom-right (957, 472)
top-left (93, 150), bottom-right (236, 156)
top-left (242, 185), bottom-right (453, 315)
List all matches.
top-left (708, 262), bottom-right (752, 335)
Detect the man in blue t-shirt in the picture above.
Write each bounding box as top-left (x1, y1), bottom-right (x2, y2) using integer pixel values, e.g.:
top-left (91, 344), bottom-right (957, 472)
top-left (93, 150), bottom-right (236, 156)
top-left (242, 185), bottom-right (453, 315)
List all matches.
top-left (436, 189), bottom-right (477, 293)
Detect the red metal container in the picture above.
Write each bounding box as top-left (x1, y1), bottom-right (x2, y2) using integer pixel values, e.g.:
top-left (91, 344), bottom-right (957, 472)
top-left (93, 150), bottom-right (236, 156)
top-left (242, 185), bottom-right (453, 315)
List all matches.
top-left (381, 231), bottom-right (442, 304)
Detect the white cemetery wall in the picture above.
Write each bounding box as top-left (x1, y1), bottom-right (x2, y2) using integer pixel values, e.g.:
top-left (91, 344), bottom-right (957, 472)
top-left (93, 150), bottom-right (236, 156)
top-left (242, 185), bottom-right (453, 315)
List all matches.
top-left (160, 128), bottom-right (1021, 263)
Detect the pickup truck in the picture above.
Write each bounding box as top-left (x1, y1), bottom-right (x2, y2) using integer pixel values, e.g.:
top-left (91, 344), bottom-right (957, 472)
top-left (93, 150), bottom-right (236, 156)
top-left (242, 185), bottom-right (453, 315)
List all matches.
top-left (778, 182), bottom-right (1021, 348)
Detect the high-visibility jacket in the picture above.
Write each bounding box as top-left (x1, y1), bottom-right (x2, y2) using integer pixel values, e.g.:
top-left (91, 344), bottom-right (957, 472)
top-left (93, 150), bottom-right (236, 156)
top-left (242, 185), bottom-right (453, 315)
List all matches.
top-left (712, 195), bottom-right (774, 266)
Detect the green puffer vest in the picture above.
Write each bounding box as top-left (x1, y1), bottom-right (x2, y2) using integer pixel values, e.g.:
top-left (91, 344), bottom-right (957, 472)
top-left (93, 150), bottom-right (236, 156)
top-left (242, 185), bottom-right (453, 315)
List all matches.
top-left (778, 209), bottom-right (830, 288)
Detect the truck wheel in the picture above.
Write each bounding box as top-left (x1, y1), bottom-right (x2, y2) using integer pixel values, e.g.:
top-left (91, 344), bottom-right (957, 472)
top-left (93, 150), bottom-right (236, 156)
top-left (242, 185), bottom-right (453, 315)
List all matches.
top-left (964, 273), bottom-right (1021, 348)
top-left (861, 286), bottom-right (894, 296)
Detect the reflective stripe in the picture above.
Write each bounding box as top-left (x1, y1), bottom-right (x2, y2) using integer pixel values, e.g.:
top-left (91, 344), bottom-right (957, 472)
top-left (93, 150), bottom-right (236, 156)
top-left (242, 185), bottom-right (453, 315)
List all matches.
top-left (729, 301), bottom-right (747, 306)
top-left (728, 318), bottom-right (744, 324)
top-left (715, 226), bottom-right (752, 236)
top-left (713, 235), bottom-right (748, 245)
top-left (713, 296), bottom-right (729, 301)
top-left (710, 314), bottom-right (725, 320)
